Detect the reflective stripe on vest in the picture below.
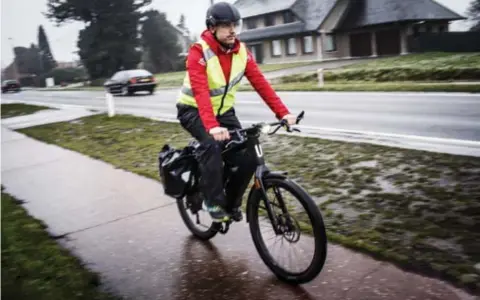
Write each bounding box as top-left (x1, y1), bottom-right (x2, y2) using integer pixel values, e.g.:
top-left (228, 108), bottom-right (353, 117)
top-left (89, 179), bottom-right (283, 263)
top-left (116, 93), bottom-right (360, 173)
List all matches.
top-left (177, 39), bottom-right (248, 115)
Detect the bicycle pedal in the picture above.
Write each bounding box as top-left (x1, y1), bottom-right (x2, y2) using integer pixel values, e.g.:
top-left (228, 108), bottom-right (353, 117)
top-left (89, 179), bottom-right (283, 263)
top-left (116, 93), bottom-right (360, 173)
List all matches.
top-left (232, 211), bottom-right (243, 222)
top-left (213, 221), bottom-right (231, 234)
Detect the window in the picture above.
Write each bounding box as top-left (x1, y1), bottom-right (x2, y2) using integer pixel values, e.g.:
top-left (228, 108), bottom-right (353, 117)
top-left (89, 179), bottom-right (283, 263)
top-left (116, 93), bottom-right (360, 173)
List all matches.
top-left (283, 11), bottom-right (295, 23)
top-left (129, 69), bottom-right (152, 77)
top-left (324, 34), bottom-right (336, 52)
top-left (111, 71), bottom-right (127, 80)
top-left (271, 40), bottom-right (282, 56)
top-left (303, 36), bottom-right (314, 53)
top-left (413, 26), bottom-right (420, 37)
top-left (250, 46), bottom-right (258, 62)
top-left (265, 14), bottom-right (275, 26)
top-left (246, 19), bottom-right (256, 30)
top-left (286, 38), bottom-right (296, 55)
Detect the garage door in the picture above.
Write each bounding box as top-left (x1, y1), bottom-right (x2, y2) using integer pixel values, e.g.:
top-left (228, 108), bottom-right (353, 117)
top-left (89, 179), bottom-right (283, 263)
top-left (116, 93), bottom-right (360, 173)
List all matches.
top-left (376, 29), bottom-right (401, 55)
top-left (349, 32), bottom-right (372, 57)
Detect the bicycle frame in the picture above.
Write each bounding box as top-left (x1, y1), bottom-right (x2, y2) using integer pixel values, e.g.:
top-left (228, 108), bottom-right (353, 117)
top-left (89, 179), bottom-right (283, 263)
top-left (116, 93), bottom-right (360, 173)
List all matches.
top-left (222, 126), bottom-right (290, 235)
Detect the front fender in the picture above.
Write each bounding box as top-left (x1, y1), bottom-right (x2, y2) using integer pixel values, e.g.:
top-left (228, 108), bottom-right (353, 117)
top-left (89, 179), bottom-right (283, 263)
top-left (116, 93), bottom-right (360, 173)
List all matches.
top-left (245, 170), bottom-right (288, 223)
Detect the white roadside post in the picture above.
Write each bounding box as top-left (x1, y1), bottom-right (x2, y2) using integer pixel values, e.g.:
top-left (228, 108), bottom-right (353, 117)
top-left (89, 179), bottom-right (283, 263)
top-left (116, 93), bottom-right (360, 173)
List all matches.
top-left (105, 92), bottom-right (115, 117)
top-left (317, 68), bottom-right (324, 88)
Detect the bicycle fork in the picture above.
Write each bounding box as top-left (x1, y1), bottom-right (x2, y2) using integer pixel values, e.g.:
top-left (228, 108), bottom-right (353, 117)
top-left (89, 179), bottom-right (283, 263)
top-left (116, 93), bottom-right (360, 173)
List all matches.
top-left (250, 139), bottom-right (288, 236)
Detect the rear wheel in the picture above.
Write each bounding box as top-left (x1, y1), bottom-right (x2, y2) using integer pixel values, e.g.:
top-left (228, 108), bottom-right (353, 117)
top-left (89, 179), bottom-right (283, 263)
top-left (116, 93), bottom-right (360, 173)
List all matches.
top-left (248, 177), bottom-right (327, 284)
top-left (177, 190), bottom-right (218, 240)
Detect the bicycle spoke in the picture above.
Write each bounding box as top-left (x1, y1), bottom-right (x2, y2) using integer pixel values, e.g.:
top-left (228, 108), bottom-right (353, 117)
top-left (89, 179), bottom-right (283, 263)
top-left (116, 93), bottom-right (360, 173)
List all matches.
top-left (255, 181), bottom-right (320, 276)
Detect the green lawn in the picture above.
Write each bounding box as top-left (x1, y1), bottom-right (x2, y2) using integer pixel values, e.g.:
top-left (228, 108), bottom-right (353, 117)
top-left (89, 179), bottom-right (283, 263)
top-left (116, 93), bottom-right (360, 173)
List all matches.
top-left (257, 62), bottom-right (312, 72)
top-left (341, 52), bottom-right (480, 69)
top-left (152, 62), bottom-right (312, 87)
top-left (17, 112), bottom-right (480, 294)
top-left (1, 187), bottom-right (119, 300)
top-left (154, 71), bottom-right (186, 87)
top-left (239, 81), bottom-right (480, 93)
top-left (276, 52), bottom-right (480, 84)
top-left (1, 103), bottom-right (53, 119)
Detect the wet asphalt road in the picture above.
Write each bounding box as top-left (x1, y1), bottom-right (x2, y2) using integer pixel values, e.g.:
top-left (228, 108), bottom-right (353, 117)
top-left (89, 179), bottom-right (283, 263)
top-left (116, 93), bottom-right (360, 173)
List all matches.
top-left (3, 89), bottom-right (480, 142)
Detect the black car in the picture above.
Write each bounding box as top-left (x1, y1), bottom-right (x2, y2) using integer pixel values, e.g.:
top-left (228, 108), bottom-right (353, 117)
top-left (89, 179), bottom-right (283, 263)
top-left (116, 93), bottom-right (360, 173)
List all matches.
top-left (2, 80), bottom-right (21, 93)
top-left (104, 69), bottom-right (157, 96)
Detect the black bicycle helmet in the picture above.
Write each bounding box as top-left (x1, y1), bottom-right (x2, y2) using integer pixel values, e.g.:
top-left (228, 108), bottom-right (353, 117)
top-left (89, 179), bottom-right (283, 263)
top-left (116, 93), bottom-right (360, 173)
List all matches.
top-left (206, 2), bottom-right (242, 28)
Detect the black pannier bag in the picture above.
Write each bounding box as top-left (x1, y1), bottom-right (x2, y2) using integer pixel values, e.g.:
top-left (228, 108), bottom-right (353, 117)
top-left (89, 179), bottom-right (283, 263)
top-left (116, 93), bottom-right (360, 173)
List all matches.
top-left (158, 144), bottom-right (196, 199)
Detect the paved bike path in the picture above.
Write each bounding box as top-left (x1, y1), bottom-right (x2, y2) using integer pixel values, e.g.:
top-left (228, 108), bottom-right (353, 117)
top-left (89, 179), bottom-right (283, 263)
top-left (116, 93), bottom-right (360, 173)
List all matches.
top-left (1, 111), bottom-right (475, 300)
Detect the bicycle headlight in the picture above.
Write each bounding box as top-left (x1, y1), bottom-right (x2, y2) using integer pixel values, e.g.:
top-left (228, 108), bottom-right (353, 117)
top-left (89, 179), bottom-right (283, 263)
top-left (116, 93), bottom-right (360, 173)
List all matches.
top-left (261, 124), bottom-right (271, 134)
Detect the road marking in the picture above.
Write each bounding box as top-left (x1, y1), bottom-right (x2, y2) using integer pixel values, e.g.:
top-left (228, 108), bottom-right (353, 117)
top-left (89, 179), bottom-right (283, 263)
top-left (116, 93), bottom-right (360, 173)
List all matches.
top-left (232, 120), bottom-right (480, 146)
top-left (238, 100), bottom-right (263, 105)
top-left (246, 91), bottom-right (480, 98)
top-left (296, 125), bottom-right (480, 146)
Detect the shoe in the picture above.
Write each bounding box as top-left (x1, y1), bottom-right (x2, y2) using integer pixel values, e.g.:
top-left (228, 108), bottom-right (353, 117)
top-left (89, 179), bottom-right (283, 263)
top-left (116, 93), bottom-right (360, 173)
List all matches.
top-left (205, 204), bottom-right (231, 223)
top-left (231, 207), bottom-right (243, 222)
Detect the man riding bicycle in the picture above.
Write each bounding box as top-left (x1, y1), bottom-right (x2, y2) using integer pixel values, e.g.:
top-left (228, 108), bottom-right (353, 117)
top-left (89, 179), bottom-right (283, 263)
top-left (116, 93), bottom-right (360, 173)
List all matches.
top-left (176, 1), bottom-right (296, 222)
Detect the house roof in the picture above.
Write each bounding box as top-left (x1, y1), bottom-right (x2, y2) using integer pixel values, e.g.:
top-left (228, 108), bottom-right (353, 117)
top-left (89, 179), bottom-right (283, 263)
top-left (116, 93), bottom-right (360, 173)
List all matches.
top-left (233, 0), bottom-right (297, 19)
top-left (238, 21), bottom-right (306, 42)
top-left (336, 0), bottom-right (465, 30)
top-left (234, 0), bottom-right (338, 30)
top-left (235, 0), bottom-right (465, 41)
top-left (291, 0), bottom-right (338, 31)
top-left (235, 0), bottom-right (338, 41)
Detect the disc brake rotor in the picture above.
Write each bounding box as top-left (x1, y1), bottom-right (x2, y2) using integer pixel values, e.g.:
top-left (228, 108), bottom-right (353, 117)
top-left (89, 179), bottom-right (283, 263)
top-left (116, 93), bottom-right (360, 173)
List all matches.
top-left (277, 214), bottom-right (301, 243)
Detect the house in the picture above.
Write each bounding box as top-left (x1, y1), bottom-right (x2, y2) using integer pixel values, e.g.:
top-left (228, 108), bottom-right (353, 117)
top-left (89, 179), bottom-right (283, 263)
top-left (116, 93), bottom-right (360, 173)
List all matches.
top-left (174, 26), bottom-right (192, 57)
top-left (234, 0), bottom-right (465, 64)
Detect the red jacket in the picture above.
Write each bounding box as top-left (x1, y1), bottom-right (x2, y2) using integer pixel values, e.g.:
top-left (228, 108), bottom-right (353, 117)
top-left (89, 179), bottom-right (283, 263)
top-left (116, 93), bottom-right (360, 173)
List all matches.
top-left (186, 30), bottom-right (290, 132)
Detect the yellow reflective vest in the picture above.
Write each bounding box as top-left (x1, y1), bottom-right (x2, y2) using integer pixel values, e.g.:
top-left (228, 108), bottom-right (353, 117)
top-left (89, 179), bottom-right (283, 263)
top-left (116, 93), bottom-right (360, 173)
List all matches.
top-left (177, 39), bottom-right (248, 116)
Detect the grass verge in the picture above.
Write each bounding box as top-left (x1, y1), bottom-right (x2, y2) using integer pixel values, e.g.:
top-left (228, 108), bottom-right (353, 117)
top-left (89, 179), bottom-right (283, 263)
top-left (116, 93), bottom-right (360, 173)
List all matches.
top-left (275, 53), bottom-right (480, 85)
top-left (17, 113), bottom-right (480, 295)
top-left (257, 62), bottom-right (313, 72)
top-left (1, 186), bottom-right (119, 300)
top-left (239, 81), bottom-right (480, 93)
top-left (154, 71), bottom-right (185, 87)
top-left (341, 52), bottom-right (480, 69)
top-left (150, 62), bottom-right (313, 87)
top-left (1, 103), bottom-right (53, 119)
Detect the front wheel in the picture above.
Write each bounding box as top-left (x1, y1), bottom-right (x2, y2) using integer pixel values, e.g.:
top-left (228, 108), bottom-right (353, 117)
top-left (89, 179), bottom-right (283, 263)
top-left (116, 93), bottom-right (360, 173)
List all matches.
top-left (247, 177), bottom-right (327, 284)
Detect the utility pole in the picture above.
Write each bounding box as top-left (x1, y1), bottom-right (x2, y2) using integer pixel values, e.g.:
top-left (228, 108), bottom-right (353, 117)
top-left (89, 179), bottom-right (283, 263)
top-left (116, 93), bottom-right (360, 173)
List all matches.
top-left (8, 37), bottom-right (19, 81)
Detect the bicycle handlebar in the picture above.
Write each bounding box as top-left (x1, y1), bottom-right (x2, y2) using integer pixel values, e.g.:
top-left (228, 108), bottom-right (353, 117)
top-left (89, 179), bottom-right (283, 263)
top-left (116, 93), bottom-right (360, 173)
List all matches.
top-left (224, 111), bottom-right (305, 149)
top-left (229, 110), bottom-right (304, 136)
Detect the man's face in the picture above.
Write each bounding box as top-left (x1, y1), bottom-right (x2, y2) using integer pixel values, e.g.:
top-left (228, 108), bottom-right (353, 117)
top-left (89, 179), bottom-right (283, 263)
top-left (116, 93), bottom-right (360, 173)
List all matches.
top-left (212, 23), bottom-right (237, 46)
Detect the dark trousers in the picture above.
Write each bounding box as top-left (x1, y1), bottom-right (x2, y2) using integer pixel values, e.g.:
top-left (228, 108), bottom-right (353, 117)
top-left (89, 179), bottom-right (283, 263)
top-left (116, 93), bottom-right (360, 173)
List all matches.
top-left (177, 104), bottom-right (256, 211)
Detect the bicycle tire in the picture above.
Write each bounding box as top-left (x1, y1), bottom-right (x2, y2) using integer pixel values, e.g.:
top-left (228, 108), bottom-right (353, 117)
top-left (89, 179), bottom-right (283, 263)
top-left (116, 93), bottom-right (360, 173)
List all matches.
top-left (247, 177), bottom-right (327, 284)
top-left (177, 196), bottom-right (218, 241)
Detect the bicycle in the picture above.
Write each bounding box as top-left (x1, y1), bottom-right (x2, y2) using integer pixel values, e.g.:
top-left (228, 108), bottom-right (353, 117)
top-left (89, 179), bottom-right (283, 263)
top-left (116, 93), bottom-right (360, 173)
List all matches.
top-left (158, 111), bottom-right (327, 284)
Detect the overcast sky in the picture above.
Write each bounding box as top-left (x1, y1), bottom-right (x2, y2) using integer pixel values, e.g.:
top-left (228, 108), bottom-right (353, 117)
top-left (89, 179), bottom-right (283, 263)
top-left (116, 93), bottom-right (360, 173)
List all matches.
top-left (0, 0), bottom-right (473, 68)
